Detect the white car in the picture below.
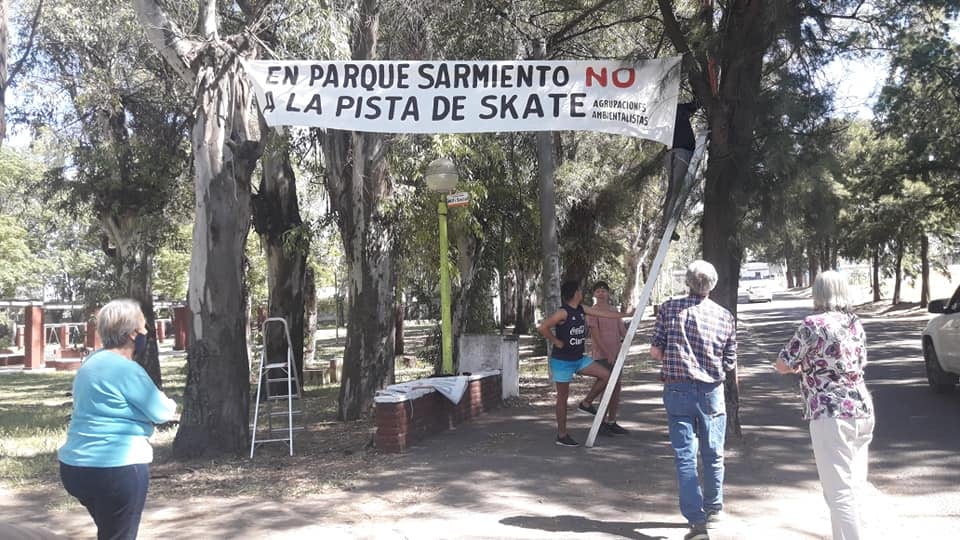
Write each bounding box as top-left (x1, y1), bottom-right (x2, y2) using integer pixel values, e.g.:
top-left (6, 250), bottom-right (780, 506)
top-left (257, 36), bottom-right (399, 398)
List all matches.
top-left (737, 283), bottom-right (773, 303)
top-left (921, 284), bottom-right (960, 393)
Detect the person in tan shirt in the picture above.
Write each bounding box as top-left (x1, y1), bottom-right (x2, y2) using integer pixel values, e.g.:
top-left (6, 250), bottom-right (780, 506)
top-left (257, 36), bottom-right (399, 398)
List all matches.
top-left (587, 281), bottom-right (629, 435)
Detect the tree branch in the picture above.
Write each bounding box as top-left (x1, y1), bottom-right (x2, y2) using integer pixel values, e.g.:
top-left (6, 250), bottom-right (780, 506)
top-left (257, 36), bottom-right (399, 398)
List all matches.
top-left (546, 0), bottom-right (619, 51)
top-left (657, 0), bottom-right (710, 102)
top-left (6, 0), bottom-right (43, 85)
top-left (132, 0), bottom-right (204, 85)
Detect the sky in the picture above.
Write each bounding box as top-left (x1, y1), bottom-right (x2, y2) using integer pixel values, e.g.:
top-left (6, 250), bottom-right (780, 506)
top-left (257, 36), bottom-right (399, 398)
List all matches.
top-left (823, 55), bottom-right (889, 119)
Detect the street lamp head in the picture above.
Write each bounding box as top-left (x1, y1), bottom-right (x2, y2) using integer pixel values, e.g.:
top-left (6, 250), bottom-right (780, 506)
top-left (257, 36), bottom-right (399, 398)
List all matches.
top-left (425, 157), bottom-right (459, 192)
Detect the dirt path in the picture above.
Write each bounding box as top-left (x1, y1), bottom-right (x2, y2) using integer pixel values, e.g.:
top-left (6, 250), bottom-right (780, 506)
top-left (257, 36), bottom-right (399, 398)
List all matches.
top-left (3, 295), bottom-right (957, 539)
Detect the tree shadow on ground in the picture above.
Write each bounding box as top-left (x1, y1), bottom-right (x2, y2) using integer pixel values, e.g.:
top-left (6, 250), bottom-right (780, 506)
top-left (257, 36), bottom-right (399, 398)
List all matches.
top-left (500, 514), bottom-right (679, 539)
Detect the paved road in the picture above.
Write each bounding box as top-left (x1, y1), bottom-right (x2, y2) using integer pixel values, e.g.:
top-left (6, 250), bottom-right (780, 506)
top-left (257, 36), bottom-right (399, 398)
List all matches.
top-left (734, 293), bottom-right (960, 538)
top-left (4, 292), bottom-right (958, 539)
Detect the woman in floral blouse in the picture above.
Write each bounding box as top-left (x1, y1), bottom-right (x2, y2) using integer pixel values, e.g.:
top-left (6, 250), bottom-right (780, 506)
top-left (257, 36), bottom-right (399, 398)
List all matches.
top-left (776, 271), bottom-right (874, 540)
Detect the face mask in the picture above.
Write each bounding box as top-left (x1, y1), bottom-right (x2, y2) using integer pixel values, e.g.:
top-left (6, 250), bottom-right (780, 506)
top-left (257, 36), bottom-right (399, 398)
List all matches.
top-left (132, 333), bottom-right (148, 356)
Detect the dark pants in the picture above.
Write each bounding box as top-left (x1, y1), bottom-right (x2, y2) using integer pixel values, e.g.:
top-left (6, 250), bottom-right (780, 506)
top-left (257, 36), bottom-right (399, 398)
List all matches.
top-left (59, 462), bottom-right (150, 540)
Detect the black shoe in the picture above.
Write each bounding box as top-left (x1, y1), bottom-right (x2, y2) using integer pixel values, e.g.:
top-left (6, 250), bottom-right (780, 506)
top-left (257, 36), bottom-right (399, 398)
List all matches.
top-left (555, 434), bottom-right (579, 447)
top-left (577, 402), bottom-right (598, 416)
top-left (603, 421), bottom-right (629, 435)
top-left (684, 524), bottom-right (709, 540)
top-left (598, 423), bottom-right (615, 437)
top-left (671, 231), bottom-right (680, 241)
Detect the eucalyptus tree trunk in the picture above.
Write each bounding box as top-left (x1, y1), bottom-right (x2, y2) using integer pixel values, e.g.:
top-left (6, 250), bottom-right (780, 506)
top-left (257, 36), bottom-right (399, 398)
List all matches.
top-left (0, 0), bottom-right (7, 145)
top-left (920, 234), bottom-right (930, 307)
top-left (253, 129), bottom-right (307, 392)
top-left (892, 237), bottom-right (904, 305)
top-left (303, 267), bottom-right (317, 363)
top-left (872, 246), bottom-right (882, 302)
top-left (102, 216), bottom-right (161, 388)
top-left (134, 0), bottom-right (264, 458)
top-left (531, 40), bottom-right (561, 316)
top-left (321, 0), bottom-right (396, 421)
top-left (513, 266), bottom-right (530, 335)
top-left (97, 100), bottom-right (162, 387)
top-left (452, 234), bottom-right (486, 344)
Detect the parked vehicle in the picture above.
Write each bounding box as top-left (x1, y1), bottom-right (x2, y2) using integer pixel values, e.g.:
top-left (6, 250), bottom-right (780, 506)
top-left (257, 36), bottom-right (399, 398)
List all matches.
top-left (738, 262), bottom-right (774, 303)
top-left (921, 283), bottom-right (960, 393)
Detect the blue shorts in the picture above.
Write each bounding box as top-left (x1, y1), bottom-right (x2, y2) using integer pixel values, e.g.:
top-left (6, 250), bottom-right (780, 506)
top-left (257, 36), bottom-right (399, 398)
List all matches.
top-left (549, 356), bottom-right (594, 383)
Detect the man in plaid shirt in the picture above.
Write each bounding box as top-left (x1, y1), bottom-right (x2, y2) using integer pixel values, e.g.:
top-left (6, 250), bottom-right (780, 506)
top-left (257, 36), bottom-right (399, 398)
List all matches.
top-left (650, 260), bottom-right (736, 540)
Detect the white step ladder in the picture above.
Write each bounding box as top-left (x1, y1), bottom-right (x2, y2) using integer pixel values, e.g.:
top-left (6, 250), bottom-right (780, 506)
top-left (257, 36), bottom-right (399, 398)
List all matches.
top-left (250, 317), bottom-right (303, 458)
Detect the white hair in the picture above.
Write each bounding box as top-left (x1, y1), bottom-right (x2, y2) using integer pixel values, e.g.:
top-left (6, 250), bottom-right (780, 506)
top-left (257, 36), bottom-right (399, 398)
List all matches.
top-left (813, 271), bottom-right (853, 312)
top-left (686, 260), bottom-right (718, 296)
top-left (97, 299), bottom-right (144, 349)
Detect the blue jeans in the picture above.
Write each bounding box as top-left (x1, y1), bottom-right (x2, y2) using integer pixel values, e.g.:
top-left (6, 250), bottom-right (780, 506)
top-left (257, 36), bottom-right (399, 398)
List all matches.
top-left (663, 381), bottom-right (726, 526)
top-left (60, 462), bottom-right (150, 540)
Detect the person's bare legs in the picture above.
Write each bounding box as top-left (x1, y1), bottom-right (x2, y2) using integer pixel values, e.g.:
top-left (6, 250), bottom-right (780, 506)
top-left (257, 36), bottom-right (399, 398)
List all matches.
top-left (556, 382), bottom-right (570, 436)
top-left (606, 379), bottom-right (622, 422)
top-left (578, 362), bottom-right (609, 409)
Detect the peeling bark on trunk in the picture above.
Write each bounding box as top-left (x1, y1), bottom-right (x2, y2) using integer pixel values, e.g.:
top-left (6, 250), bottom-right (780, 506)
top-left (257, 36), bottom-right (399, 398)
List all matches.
top-left (135, 0), bottom-right (264, 458)
top-left (173, 49), bottom-right (261, 459)
top-left (101, 216), bottom-right (162, 388)
top-left (253, 130), bottom-right (307, 394)
top-left (319, 0), bottom-right (395, 422)
top-left (323, 130), bottom-right (395, 421)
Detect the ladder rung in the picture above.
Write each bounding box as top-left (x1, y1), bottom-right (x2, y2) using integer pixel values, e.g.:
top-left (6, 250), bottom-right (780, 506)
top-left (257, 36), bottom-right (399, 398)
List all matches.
top-left (253, 437), bottom-right (293, 444)
top-left (266, 377), bottom-right (294, 383)
top-left (263, 362), bottom-right (289, 369)
top-left (268, 410), bottom-right (302, 416)
top-left (268, 426), bottom-right (305, 433)
top-left (267, 394), bottom-right (300, 400)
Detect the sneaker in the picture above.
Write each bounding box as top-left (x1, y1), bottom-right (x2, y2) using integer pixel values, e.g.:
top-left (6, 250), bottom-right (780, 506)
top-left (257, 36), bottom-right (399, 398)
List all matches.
top-left (705, 509), bottom-right (725, 528)
top-left (684, 524), bottom-right (709, 540)
top-left (555, 434), bottom-right (579, 447)
top-left (603, 421), bottom-right (629, 435)
top-left (598, 423), bottom-right (615, 437)
top-left (577, 402), bottom-right (598, 416)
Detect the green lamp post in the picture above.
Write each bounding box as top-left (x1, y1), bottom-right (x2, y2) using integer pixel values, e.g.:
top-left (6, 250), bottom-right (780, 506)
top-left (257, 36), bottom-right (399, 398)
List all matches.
top-left (425, 157), bottom-right (458, 375)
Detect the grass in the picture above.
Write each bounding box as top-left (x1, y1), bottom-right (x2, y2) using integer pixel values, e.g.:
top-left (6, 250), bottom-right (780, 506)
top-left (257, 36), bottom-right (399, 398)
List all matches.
top-left (0, 322), bottom-right (653, 502)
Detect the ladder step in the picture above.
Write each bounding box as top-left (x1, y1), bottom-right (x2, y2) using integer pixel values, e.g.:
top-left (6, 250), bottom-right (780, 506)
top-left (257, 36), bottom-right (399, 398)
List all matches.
top-left (268, 426), bottom-right (305, 433)
top-left (263, 362), bottom-right (289, 369)
top-left (267, 394), bottom-right (300, 400)
top-left (265, 377), bottom-right (294, 383)
top-left (268, 410), bottom-right (302, 416)
top-left (253, 437), bottom-right (294, 444)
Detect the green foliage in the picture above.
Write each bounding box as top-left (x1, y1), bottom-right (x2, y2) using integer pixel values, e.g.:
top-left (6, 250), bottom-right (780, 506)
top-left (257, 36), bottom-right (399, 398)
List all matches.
top-left (154, 225), bottom-right (192, 302)
top-left (246, 233), bottom-right (270, 313)
top-left (0, 216), bottom-right (40, 297)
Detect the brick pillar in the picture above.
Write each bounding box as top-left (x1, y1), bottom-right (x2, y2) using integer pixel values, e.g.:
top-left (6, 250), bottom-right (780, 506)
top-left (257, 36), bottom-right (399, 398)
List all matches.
top-left (173, 306), bottom-right (189, 351)
top-left (155, 320), bottom-right (166, 342)
top-left (85, 318), bottom-right (101, 350)
top-left (23, 303), bottom-right (45, 370)
top-left (15, 325), bottom-right (24, 349)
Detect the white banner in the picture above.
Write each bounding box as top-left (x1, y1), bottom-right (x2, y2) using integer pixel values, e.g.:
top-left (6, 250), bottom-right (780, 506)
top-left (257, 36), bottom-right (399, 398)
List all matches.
top-left (241, 58), bottom-right (682, 145)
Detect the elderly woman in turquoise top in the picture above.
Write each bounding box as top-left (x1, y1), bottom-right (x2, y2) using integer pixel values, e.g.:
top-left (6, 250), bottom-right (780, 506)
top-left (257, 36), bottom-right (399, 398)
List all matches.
top-left (59, 299), bottom-right (177, 540)
top-left (776, 271), bottom-right (874, 540)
